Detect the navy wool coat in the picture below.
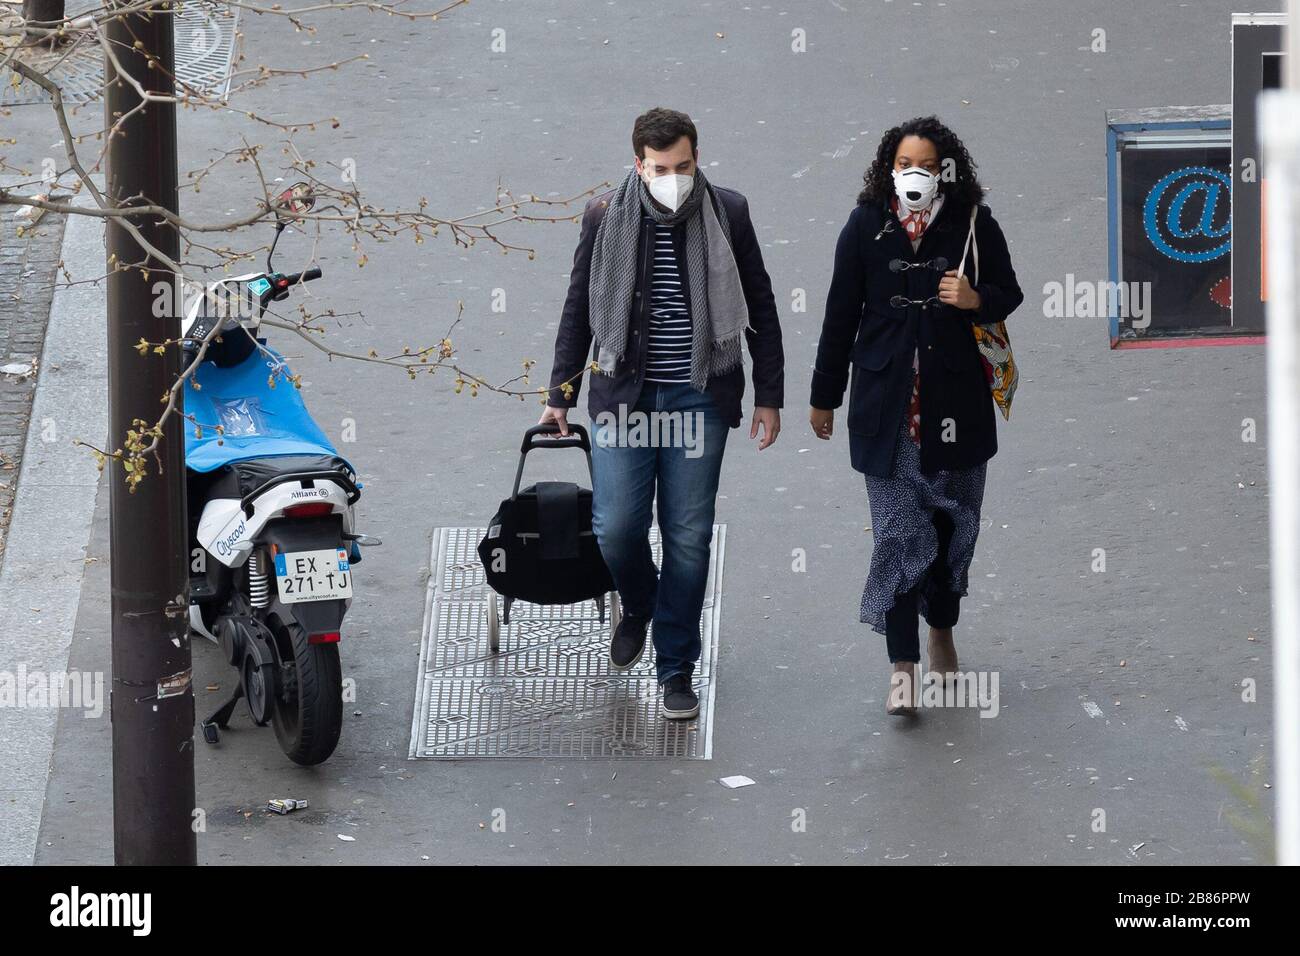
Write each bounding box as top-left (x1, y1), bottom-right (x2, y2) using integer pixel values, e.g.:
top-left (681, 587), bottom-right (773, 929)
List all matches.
top-left (810, 198), bottom-right (1023, 476)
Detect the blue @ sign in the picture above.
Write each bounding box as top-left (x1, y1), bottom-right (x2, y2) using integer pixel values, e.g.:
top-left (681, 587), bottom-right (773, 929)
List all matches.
top-left (1142, 165), bottom-right (1231, 264)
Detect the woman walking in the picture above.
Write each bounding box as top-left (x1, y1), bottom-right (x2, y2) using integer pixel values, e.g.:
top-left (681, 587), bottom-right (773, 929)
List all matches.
top-left (809, 116), bottom-right (1023, 716)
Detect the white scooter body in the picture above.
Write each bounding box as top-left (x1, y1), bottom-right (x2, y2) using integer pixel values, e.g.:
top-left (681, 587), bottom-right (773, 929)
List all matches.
top-left (196, 480), bottom-right (356, 569)
top-left (188, 480), bottom-right (357, 642)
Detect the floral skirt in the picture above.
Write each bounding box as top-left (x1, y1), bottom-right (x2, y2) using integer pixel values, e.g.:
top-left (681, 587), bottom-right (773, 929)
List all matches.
top-left (859, 414), bottom-right (987, 634)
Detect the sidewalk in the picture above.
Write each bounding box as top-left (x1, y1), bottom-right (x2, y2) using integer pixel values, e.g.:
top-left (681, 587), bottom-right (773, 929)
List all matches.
top-left (0, 204), bottom-right (65, 571)
top-left (0, 200), bottom-right (107, 866)
top-left (33, 344), bottom-right (1276, 865)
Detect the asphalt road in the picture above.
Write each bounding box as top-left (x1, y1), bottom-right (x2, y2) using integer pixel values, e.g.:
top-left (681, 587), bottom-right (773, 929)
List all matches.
top-left (12, 0), bottom-right (1281, 864)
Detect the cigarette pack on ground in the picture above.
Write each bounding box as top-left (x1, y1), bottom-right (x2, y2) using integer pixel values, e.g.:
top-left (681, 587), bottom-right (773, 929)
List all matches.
top-left (268, 798), bottom-right (309, 815)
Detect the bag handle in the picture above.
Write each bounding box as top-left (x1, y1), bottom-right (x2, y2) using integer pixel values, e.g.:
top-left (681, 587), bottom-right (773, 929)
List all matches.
top-left (957, 205), bottom-right (979, 288)
top-left (511, 422), bottom-right (595, 500)
top-left (521, 421), bottom-right (591, 453)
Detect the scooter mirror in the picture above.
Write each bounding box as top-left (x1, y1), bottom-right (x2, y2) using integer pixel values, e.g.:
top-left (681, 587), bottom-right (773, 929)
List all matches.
top-left (273, 182), bottom-right (315, 217)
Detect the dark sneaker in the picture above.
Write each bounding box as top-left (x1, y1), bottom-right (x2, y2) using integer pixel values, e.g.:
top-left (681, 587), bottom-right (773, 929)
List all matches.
top-left (609, 615), bottom-right (649, 671)
top-left (660, 674), bottom-right (699, 720)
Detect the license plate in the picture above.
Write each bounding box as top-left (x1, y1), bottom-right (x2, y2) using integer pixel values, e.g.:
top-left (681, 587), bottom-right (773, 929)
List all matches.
top-left (273, 548), bottom-right (353, 604)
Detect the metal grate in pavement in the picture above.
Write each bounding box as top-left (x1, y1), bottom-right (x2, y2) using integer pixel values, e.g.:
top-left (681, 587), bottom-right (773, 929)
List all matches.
top-left (1, 3), bottom-right (239, 107)
top-left (408, 525), bottom-right (724, 759)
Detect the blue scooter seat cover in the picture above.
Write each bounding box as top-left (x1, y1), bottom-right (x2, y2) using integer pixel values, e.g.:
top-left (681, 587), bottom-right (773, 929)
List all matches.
top-left (183, 345), bottom-right (352, 475)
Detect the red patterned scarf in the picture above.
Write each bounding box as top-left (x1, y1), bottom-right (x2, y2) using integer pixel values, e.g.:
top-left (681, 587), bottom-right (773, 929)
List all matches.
top-left (891, 197), bottom-right (932, 447)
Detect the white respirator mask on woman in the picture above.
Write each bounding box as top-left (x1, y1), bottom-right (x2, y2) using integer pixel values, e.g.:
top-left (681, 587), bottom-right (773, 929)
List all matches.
top-left (892, 166), bottom-right (940, 212)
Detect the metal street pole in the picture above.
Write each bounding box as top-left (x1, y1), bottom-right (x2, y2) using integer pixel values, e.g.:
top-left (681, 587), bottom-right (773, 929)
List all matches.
top-left (104, 1), bottom-right (196, 866)
top-left (1262, 0), bottom-right (1300, 867)
top-left (20, 0), bottom-right (65, 47)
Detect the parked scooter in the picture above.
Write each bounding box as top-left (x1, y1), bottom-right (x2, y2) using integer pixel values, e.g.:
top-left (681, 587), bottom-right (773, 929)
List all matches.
top-left (182, 184), bottom-right (378, 765)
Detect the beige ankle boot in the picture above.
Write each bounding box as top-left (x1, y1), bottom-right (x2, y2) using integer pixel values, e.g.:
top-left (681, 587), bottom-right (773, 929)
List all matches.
top-left (886, 662), bottom-right (918, 717)
top-left (928, 627), bottom-right (959, 683)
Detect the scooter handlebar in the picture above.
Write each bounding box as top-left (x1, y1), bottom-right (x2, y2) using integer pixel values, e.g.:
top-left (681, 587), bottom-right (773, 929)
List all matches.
top-left (282, 266), bottom-right (322, 286)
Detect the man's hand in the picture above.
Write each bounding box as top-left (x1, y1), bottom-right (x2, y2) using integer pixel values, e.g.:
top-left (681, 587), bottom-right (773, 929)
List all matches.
top-left (751, 406), bottom-right (781, 450)
top-left (539, 405), bottom-right (570, 437)
top-left (810, 407), bottom-right (834, 440)
top-left (938, 270), bottom-right (982, 311)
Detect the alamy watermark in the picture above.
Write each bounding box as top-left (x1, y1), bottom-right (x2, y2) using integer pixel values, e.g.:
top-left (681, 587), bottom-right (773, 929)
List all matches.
top-left (0, 666), bottom-right (104, 718)
top-left (890, 667), bottom-right (1001, 718)
top-left (593, 406), bottom-right (707, 458)
top-left (1043, 274), bottom-right (1152, 328)
top-left (49, 886), bottom-right (151, 935)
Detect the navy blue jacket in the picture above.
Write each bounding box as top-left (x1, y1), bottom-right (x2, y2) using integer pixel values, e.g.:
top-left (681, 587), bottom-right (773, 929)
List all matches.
top-left (810, 199), bottom-right (1022, 476)
top-left (548, 186), bottom-right (784, 428)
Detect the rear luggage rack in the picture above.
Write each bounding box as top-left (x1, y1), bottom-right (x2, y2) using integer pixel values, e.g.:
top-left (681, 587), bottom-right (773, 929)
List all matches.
top-left (240, 469), bottom-right (361, 517)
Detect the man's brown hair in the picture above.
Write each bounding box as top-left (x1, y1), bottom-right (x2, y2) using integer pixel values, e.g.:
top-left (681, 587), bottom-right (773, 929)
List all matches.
top-left (632, 107), bottom-right (698, 159)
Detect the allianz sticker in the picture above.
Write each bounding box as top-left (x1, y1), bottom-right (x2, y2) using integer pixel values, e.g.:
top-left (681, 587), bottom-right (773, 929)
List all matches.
top-left (290, 487), bottom-right (330, 500)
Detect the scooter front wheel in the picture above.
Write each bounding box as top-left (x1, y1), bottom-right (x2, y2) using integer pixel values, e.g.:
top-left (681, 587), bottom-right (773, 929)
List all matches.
top-left (270, 619), bottom-right (343, 766)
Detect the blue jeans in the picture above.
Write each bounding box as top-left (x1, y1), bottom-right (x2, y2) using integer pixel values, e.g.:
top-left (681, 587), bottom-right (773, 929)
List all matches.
top-left (590, 382), bottom-right (729, 682)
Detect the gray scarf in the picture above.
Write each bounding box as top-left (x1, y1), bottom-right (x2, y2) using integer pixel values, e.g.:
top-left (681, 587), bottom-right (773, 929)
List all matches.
top-left (587, 168), bottom-right (750, 392)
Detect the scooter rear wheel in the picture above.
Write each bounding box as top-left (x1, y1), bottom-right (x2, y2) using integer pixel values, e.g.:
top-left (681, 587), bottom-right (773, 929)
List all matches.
top-left (270, 618), bottom-right (343, 766)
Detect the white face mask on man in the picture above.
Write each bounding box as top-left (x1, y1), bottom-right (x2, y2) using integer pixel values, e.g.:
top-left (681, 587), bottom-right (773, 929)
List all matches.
top-left (643, 171), bottom-right (694, 212)
top-left (892, 166), bottom-right (940, 212)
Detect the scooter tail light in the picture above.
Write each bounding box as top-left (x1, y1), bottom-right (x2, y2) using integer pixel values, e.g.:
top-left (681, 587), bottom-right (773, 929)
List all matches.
top-left (309, 631), bottom-right (341, 645)
top-left (283, 502), bottom-right (335, 518)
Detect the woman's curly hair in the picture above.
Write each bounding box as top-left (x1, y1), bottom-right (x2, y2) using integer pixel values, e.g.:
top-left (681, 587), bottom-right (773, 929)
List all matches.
top-left (858, 116), bottom-right (983, 207)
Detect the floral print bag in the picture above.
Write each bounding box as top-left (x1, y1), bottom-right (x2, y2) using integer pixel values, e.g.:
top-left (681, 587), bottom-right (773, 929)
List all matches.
top-left (958, 206), bottom-right (1018, 421)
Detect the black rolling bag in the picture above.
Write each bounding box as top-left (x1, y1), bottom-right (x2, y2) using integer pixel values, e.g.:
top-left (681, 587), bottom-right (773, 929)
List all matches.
top-left (477, 424), bottom-right (617, 650)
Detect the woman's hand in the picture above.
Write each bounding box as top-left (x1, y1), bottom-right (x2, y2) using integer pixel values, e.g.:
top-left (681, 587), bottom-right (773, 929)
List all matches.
top-left (939, 270), bottom-right (982, 311)
top-left (810, 407), bottom-right (834, 440)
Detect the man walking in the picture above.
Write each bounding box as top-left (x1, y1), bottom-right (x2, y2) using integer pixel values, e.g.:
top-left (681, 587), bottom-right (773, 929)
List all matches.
top-left (542, 107), bottom-right (784, 719)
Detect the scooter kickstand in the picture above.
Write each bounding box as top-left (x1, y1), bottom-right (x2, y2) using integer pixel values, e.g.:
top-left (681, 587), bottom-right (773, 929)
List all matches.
top-left (201, 684), bottom-right (244, 744)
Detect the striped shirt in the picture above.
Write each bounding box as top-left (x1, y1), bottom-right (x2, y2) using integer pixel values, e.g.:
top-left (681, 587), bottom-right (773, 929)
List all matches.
top-left (643, 215), bottom-right (693, 383)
